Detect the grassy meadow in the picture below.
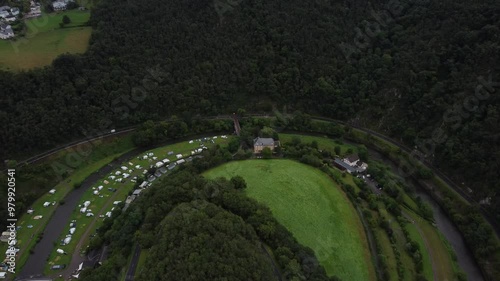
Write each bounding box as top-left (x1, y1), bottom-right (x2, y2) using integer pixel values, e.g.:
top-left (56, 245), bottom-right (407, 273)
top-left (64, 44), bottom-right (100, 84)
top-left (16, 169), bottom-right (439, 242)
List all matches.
top-left (0, 10), bottom-right (91, 71)
top-left (205, 159), bottom-right (376, 281)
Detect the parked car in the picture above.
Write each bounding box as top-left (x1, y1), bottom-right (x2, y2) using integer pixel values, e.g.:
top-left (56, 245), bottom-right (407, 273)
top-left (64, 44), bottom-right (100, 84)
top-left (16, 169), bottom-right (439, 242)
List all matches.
top-left (51, 264), bottom-right (66, 270)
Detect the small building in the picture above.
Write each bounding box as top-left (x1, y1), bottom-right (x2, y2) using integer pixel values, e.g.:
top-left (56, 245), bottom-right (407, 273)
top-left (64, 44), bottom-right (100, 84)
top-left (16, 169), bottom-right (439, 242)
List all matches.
top-left (132, 189), bottom-right (142, 196)
top-left (52, 0), bottom-right (67, 11)
top-left (343, 154), bottom-right (360, 166)
top-left (0, 24), bottom-right (14, 39)
top-left (10, 7), bottom-right (20, 16)
top-left (253, 137), bottom-right (277, 153)
top-left (333, 158), bottom-right (356, 174)
top-left (176, 154), bottom-right (183, 159)
top-left (176, 159), bottom-right (186, 165)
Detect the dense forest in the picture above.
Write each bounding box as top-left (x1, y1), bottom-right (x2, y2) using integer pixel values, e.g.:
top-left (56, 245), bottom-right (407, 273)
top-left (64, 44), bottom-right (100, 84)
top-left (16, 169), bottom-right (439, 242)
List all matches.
top-left (0, 0), bottom-right (499, 257)
top-left (81, 146), bottom-right (338, 280)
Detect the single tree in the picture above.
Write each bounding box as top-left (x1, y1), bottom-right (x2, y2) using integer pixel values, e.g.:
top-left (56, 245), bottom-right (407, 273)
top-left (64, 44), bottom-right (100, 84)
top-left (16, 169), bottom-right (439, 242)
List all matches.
top-left (62, 15), bottom-right (71, 25)
top-left (262, 147), bottom-right (272, 159)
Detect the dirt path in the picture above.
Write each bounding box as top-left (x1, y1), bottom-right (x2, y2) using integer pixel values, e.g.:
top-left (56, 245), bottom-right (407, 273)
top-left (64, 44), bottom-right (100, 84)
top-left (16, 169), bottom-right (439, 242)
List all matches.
top-left (401, 211), bottom-right (438, 281)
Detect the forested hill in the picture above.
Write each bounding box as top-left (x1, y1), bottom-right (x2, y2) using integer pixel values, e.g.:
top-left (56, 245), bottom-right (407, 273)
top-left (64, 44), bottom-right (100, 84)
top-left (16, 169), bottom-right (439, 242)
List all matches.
top-left (0, 1), bottom-right (499, 214)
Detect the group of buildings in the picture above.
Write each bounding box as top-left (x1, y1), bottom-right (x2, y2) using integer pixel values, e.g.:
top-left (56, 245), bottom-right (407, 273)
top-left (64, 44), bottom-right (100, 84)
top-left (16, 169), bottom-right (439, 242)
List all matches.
top-left (0, 6), bottom-right (19, 39)
top-left (252, 136), bottom-right (368, 175)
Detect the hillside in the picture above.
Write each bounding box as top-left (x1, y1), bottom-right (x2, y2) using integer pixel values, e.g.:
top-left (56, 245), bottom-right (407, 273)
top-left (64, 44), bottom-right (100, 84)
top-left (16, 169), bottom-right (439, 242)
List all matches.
top-left (137, 201), bottom-right (277, 281)
top-left (0, 0), bottom-right (499, 235)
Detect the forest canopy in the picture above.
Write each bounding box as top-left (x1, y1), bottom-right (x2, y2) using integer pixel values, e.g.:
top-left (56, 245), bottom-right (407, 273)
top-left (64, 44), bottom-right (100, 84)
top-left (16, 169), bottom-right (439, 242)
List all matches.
top-left (0, 0), bottom-right (499, 237)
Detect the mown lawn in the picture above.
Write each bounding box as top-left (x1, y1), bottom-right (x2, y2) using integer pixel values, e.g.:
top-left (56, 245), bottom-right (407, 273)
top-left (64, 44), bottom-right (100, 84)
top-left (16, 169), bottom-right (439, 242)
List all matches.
top-left (0, 10), bottom-right (91, 71)
top-left (404, 207), bottom-right (456, 281)
top-left (205, 159), bottom-right (375, 281)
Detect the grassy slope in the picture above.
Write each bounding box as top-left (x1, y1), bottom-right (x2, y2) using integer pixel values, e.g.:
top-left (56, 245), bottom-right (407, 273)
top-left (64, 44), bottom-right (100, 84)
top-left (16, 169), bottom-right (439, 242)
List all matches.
top-left (0, 10), bottom-right (91, 71)
top-left (205, 159), bottom-right (375, 281)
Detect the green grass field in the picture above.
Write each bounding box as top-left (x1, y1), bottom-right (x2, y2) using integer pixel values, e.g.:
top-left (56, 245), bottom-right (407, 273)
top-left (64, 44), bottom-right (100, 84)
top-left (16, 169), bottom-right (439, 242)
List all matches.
top-left (205, 159), bottom-right (375, 281)
top-left (0, 10), bottom-right (91, 71)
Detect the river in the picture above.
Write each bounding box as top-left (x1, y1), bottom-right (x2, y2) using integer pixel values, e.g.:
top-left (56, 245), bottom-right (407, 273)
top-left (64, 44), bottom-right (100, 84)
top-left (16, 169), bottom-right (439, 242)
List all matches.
top-left (367, 148), bottom-right (484, 281)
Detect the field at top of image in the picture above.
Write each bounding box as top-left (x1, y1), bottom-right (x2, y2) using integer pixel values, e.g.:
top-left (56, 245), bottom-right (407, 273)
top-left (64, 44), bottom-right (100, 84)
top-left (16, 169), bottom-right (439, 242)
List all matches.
top-left (204, 159), bottom-right (376, 281)
top-left (0, 10), bottom-right (91, 71)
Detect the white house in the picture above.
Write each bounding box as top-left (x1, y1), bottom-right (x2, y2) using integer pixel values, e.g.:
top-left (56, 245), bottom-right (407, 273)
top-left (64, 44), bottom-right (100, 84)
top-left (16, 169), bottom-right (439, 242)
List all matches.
top-left (10, 7), bottom-right (19, 16)
top-left (52, 0), bottom-right (67, 11)
top-left (343, 154), bottom-right (360, 166)
top-left (0, 24), bottom-right (14, 39)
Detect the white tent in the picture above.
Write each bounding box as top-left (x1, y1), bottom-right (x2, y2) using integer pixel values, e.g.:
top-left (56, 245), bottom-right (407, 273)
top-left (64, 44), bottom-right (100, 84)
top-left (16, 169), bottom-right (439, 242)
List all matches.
top-left (162, 158), bottom-right (170, 164)
top-left (84, 201), bottom-right (91, 207)
top-left (49, 189), bottom-right (56, 194)
top-left (72, 273), bottom-right (80, 279)
top-left (176, 154), bottom-right (183, 159)
top-left (155, 161), bottom-right (164, 168)
top-left (63, 237), bottom-right (71, 244)
top-left (69, 227), bottom-right (75, 234)
top-left (56, 248), bottom-right (65, 254)
top-left (43, 202), bottom-right (51, 207)
top-left (77, 262), bottom-right (83, 271)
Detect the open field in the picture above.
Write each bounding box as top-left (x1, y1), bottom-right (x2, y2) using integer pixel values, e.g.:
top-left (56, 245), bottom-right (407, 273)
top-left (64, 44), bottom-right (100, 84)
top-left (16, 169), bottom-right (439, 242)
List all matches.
top-left (204, 159), bottom-right (375, 281)
top-left (404, 208), bottom-right (456, 281)
top-left (45, 135), bottom-right (232, 274)
top-left (0, 10), bottom-right (91, 71)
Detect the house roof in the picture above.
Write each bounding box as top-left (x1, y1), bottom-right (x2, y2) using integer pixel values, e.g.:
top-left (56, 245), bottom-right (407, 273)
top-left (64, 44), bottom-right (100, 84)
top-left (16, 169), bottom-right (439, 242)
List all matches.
top-left (254, 137), bottom-right (274, 146)
top-left (334, 158), bottom-right (356, 173)
top-left (345, 154), bottom-right (360, 162)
